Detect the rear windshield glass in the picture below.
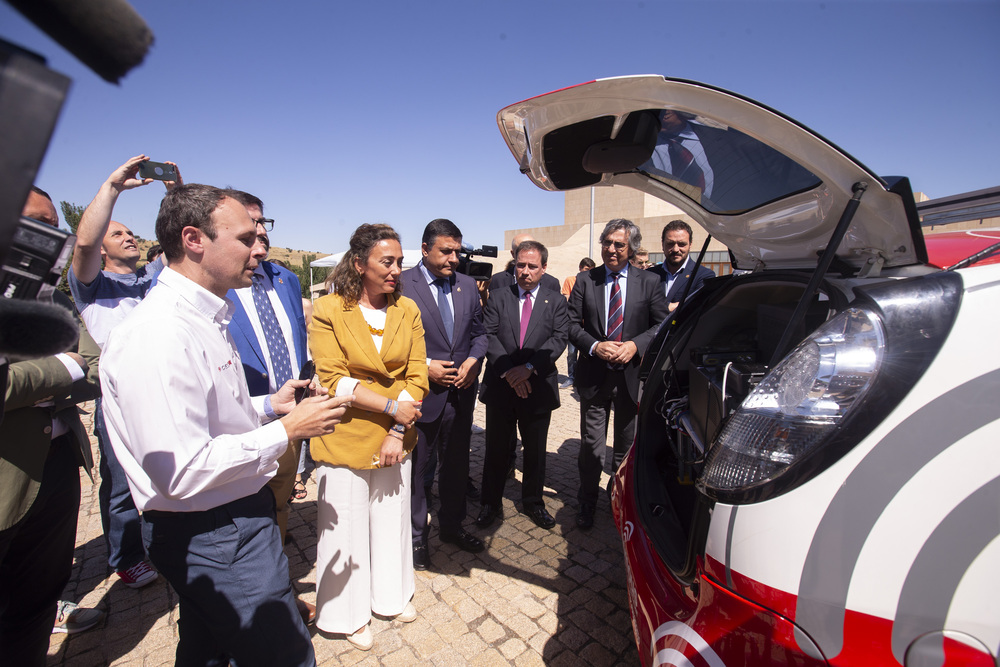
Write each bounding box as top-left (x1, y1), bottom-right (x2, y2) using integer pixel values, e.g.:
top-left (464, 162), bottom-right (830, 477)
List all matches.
top-left (639, 109), bottom-right (821, 214)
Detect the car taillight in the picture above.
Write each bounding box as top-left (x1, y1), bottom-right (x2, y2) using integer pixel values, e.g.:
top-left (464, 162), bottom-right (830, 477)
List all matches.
top-left (698, 271), bottom-right (962, 504)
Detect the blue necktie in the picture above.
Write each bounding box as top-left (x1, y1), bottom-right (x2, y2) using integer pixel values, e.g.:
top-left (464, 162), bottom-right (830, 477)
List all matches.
top-left (251, 274), bottom-right (293, 387)
top-left (434, 277), bottom-right (454, 344)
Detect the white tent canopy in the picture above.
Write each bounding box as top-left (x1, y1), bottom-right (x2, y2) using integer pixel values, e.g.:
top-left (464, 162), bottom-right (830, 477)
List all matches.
top-left (308, 249), bottom-right (423, 297)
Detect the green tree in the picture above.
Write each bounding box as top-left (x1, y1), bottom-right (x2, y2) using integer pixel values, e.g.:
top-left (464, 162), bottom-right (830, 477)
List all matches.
top-left (56, 201), bottom-right (86, 297)
top-left (291, 254), bottom-right (320, 298)
top-left (59, 201), bottom-right (85, 234)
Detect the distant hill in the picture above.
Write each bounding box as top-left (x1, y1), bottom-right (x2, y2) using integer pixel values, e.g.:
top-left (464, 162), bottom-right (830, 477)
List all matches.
top-left (135, 237), bottom-right (330, 270)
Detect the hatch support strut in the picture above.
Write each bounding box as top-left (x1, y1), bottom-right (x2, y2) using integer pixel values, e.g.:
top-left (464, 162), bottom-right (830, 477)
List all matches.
top-left (769, 181), bottom-right (869, 366)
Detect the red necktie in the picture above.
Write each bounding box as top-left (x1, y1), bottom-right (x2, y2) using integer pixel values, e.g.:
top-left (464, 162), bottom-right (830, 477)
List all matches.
top-left (519, 291), bottom-right (532, 347)
top-left (668, 137), bottom-right (705, 191)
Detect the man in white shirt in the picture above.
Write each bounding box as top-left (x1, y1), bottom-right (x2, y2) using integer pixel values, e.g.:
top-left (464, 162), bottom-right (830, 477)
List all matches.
top-left (100, 184), bottom-right (350, 667)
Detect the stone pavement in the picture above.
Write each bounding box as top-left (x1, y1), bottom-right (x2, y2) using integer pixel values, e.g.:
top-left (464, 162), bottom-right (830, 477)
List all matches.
top-left (48, 358), bottom-right (640, 666)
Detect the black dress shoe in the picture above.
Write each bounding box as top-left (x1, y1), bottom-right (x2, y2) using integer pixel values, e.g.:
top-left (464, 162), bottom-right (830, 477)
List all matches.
top-left (439, 529), bottom-right (485, 553)
top-left (576, 503), bottom-right (595, 530)
top-left (523, 505), bottom-right (556, 529)
top-left (466, 478), bottom-right (481, 500)
top-left (475, 504), bottom-right (503, 528)
top-left (413, 543), bottom-right (429, 571)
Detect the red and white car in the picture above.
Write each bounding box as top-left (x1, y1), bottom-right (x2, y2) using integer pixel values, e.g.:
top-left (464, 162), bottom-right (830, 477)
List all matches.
top-left (497, 76), bottom-right (1000, 666)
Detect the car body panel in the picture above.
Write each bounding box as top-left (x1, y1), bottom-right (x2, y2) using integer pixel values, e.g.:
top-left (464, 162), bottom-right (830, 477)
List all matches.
top-left (924, 228), bottom-right (1000, 268)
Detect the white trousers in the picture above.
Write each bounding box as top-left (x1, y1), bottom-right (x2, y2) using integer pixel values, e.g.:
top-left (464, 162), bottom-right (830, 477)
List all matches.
top-left (314, 455), bottom-right (414, 634)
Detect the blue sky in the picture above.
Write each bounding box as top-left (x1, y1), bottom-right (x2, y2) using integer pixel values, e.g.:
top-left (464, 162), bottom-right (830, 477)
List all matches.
top-left (3, 1), bottom-right (997, 255)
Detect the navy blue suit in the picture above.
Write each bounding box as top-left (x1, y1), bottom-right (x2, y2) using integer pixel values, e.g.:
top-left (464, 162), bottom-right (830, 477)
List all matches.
top-left (401, 263), bottom-right (487, 541)
top-left (648, 260), bottom-right (716, 305)
top-left (226, 261), bottom-right (307, 538)
top-left (227, 262), bottom-right (308, 396)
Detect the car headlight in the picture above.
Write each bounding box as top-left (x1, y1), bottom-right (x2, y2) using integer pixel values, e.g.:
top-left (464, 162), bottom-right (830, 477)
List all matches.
top-left (699, 307), bottom-right (886, 502)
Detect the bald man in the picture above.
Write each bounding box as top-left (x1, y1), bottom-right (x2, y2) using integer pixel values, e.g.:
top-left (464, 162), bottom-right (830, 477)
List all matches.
top-left (67, 155), bottom-right (174, 590)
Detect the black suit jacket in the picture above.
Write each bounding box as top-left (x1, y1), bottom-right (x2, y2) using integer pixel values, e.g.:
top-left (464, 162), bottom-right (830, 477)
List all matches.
top-left (480, 283), bottom-right (568, 413)
top-left (568, 265), bottom-right (669, 402)
top-left (648, 261), bottom-right (716, 304)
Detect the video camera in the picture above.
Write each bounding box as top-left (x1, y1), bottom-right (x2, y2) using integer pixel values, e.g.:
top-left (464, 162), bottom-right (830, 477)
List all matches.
top-left (457, 242), bottom-right (498, 282)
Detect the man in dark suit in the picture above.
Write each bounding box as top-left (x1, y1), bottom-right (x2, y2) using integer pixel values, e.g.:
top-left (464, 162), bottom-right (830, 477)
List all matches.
top-left (647, 220), bottom-right (716, 312)
top-left (569, 218), bottom-right (670, 529)
top-left (1, 187), bottom-right (104, 664)
top-left (224, 191), bottom-right (313, 624)
top-left (477, 241), bottom-right (568, 530)
top-left (401, 219), bottom-right (488, 569)
top-left (641, 109), bottom-right (819, 214)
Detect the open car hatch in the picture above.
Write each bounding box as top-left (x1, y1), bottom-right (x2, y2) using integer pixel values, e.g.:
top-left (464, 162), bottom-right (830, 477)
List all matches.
top-left (497, 75), bottom-right (925, 273)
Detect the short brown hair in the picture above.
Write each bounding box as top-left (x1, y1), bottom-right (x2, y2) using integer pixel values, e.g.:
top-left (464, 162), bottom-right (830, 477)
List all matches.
top-left (155, 184), bottom-right (227, 261)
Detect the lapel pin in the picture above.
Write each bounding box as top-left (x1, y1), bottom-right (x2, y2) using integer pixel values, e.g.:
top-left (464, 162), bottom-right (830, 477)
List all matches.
top-left (278, 278), bottom-right (284, 284)
top-left (456, 286), bottom-right (462, 293)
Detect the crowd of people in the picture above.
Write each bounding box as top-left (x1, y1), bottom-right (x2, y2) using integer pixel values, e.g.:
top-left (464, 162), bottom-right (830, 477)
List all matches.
top-left (0, 155), bottom-right (715, 665)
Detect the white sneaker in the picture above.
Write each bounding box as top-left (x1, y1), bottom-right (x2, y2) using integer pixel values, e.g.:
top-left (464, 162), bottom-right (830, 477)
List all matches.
top-left (346, 624), bottom-right (373, 651)
top-left (396, 601), bottom-right (417, 623)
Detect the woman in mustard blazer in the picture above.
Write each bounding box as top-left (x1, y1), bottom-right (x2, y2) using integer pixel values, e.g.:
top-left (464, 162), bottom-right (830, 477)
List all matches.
top-left (309, 224), bottom-right (429, 650)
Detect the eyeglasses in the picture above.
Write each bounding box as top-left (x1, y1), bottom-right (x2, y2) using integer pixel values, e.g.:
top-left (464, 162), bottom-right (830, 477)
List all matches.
top-left (253, 218), bottom-right (275, 232)
top-left (601, 239), bottom-right (628, 251)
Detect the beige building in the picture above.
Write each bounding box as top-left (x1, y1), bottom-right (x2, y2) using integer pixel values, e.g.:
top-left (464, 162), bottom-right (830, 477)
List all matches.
top-left (493, 186), bottom-right (731, 285)
top-left (493, 184), bottom-right (1000, 285)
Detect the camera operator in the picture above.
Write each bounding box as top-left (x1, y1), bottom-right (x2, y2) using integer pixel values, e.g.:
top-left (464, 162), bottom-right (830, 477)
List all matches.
top-left (0, 187), bottom-right (104, 664)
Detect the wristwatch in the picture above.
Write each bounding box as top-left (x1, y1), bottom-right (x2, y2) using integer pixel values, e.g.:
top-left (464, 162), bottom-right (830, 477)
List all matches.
top-left (524, 362), bottom-right (535, 373)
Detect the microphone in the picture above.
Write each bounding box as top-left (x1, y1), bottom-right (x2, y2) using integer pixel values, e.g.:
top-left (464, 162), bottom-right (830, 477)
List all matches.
top-left (0, 298), bottom-right (79, 361)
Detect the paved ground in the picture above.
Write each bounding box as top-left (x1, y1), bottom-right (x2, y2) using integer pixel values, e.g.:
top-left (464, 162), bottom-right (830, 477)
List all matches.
top-left (48, 358), bottom-right (640, 666)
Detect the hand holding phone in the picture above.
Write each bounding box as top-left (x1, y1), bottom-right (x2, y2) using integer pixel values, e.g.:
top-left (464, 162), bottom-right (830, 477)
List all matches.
top-left (138, 160), bottom-right (178, 182)
top-left (294, 360), bottom-right (316, 403)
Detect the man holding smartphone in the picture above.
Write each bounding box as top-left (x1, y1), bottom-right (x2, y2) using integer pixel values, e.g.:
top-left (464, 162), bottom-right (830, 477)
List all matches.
top-left (68, 155), bottom-right (174, 590)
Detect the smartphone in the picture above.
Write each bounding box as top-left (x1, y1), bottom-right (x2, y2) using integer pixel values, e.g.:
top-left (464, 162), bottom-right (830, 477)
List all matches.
top-left (138, 160), bottom-right (178, 181)
top-left (294, 360), bottom-right (316, 403)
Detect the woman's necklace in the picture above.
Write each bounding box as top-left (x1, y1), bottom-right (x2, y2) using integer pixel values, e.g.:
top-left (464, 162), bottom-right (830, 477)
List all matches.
top-left (367, 322), bottom-right (384, 336)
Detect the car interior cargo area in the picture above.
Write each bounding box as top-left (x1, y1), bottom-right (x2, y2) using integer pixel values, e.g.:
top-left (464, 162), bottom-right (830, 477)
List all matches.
top-left (634, 276), bottom-right (844, 576)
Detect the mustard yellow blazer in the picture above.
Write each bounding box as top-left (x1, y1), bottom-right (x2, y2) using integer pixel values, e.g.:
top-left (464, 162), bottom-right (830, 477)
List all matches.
top-left (309, 292), bottom-right (429, 469)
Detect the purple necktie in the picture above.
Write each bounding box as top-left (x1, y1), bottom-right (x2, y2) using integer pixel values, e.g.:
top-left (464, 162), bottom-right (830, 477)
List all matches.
top-left (519, 291), bottom-right (532, 347)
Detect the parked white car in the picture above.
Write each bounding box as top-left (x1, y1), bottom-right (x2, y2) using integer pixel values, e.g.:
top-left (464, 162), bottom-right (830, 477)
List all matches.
top-left (497, 75), bottom-right (1000, 666)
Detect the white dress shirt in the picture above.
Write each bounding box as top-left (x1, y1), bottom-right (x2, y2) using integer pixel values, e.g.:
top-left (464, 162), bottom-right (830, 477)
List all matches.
top-left (233, 264), bottom-right (301, 394)
top-left (663, 256), bottom-right (691, 297)
top-left (99, 267), bottom-right (290, 512)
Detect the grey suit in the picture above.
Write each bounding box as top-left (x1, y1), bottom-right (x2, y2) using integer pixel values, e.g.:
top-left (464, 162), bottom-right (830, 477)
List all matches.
top-left (0, 291), bottom-right (101, 665)
top-left (568, 266), bottom-right (669, 506)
